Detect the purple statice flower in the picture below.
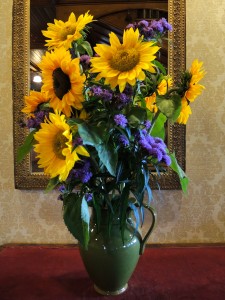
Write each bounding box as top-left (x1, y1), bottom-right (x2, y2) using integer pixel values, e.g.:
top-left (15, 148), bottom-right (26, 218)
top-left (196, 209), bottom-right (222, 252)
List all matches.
top-left (144, 120), bottom-right (151, 130)
top-left (85, 193), bottom-right (93, 202)
top-left (26, 111), bottom-right (49, 129)
top-left (114, 114), bottom-right (128, 128)
top-left (91, 85), bottom-right (103, 96)
top-left (102, 89), bottom-right (113, 101)
top-left (70, 159), bottom-right (93, 183)
top-left (80, 55), bottom-right (91, 71)
top-left (138, 20), bottom-right (149, 28)
top-left (114, 93), bottom-right (131, 109)
top-left (73, 137), bottom-right (83, 147)
top-left (160, 18), bottom-right (173, 31)
top-left (151, 20), bottom-right (164, 33)
top-left (80, 54), bottom-right (91, 65)
top-left (162, 154), bottom-right (171, 166)
top-left (57, 184), bottom-right (66, 201)
top-left (136, 130), bottom-right (171, 165)
top-left (118, 135), bottom-right (129, 147)
top-left (126, 23), bottom-right (135, 29)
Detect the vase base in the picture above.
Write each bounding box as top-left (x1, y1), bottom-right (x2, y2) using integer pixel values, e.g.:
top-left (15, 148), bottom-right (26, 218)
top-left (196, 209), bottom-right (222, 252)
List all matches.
top-left (94, 283), bottom-right (128, 296)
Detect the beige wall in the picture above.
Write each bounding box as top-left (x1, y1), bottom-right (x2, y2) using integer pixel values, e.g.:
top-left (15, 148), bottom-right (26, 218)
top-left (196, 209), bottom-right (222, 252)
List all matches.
top-left (0, 0), bottom-right (225, 245)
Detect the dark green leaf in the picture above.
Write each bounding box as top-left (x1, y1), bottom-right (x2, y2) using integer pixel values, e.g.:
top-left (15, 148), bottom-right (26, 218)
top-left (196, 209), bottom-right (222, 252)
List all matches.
top-left (17, 129), bottom-right (37, 163)
top-left (128, 106), bottom-right (147, 127)
top-left (97, 142), bottom-right (118, 176)
top-left (78, 123), bottom-right (102, 146)
top-left (63, 193), bottom-right (90, 249)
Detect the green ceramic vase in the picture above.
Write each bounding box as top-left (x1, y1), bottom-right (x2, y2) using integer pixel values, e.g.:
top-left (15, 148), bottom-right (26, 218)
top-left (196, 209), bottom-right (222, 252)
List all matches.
top-left (79, 207), bottom-right (156, 295)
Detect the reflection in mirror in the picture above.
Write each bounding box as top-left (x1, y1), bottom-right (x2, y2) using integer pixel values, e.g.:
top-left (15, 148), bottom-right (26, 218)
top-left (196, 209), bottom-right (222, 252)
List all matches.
top-left (13, 0), bottom-right (186, 189)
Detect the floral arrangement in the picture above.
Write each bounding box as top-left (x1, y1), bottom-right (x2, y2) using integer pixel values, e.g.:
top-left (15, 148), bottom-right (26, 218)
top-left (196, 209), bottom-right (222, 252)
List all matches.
top-left (18, 12), bottom-right (205, 248)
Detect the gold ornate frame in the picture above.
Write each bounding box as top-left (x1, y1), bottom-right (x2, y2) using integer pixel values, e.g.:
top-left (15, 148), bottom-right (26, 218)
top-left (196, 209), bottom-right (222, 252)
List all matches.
top-left (13, 0), bottom-right (186, 189)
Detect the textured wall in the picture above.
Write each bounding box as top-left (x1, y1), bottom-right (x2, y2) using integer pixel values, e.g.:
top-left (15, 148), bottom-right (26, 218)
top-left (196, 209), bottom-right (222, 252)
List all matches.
top-left (0, 0), bottom-right (225, 245)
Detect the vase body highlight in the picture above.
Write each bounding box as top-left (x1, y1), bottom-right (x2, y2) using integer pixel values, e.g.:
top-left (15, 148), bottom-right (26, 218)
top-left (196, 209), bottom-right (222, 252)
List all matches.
top-left (79, 209), bottom-right (155, 295)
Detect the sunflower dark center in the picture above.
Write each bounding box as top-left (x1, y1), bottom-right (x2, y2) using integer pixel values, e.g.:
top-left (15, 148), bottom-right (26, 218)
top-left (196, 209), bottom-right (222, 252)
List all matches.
top-left (53, 131), bottom-right (68, 160)
top-left (110, 48), bottom-right (140, 72)
top-left (53, 68), bottom-right (71, 100)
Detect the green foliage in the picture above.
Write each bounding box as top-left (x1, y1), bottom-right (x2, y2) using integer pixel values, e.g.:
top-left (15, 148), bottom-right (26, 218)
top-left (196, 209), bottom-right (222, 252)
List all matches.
top-left (63, 193), bottom-right (90, 249)
top-left (78, 122), bottom-right (118, 176)
top-left (169, 152), bottom-right (189, 194)
top-left (17, 129), bottom-right (37, 163)
top-left (156, 94), bottom-right (181, 121)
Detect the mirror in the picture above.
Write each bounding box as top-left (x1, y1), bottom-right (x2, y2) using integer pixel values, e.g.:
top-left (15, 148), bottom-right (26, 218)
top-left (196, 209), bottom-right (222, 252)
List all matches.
top-left (13, 0), bottom-right (186, 189)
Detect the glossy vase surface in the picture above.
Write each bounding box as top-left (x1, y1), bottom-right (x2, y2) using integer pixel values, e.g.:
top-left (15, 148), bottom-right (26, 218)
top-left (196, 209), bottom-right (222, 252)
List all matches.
top-left (79, 211), bottom-right (142, 295)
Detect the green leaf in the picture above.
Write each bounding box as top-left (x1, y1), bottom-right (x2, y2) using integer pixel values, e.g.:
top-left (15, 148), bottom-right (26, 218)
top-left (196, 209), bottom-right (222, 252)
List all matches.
top-left (128, 106), bottom-right (147, 127)
top-left (78, 123), bottom-right (117, 176)
top-left (150, 112), bottom-right (167, 139)
top-left (169, 152), bottom-right (189, 193)
top-left (156, 95), bottom-right (181, 121)
top-left (45, 176), bottom-right (59, 193)
top-left (153, 60), bottom-right (167, 75)
top-left (17, 129), bottom-right (37, 163)
top-left (97, 142), bottom-right (118, 176)
top-left (80, 41), bottom-right (93, 57)
top-left (63, 193), bottom-right (90, 249)
top-left (78, 123), bottom-right (102, 146)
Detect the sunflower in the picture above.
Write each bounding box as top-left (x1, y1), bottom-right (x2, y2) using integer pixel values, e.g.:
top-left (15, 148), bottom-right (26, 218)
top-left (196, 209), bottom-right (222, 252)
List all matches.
top-left (90, 27), bottom-right (160, 92)
top-left (145, 77), bottom-right (172, 113)
top-left (22, 91), bottom-right (49, 116)
top-left (184, 59), bottom-right (206, 102)
top-left (176, 98), bottom-right (192, 124)
top-left (33, 111), bottom-right (89, 181)
top-left (42, 11), bottom-right (94, 50)
top-left (38, 47), bottom-right (86, 117)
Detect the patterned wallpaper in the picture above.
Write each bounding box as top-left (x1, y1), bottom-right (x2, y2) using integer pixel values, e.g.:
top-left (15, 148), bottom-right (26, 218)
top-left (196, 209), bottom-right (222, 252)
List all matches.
top-left (0, 0), bottom-right (225, 245)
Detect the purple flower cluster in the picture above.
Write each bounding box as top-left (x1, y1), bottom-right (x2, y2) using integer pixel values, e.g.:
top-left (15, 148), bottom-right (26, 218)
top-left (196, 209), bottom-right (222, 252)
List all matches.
top-left (114, 114), bottom-right (128, 128)
top-left (90, 85), bottom-right (132, 109)
top-left (80, 55), bottom-right (91, 71)
top-left (27, 111), bottom-right (49, 129)
top-left (73, 137), bottom-right (83, 147)
top-left (137, 130), bottom-right (171, 166)
top-left (118, 134), bottom-right (129, 147)
top-left (69, 159), bottom-right (93, 183)
top-left (126, 18), bottom-right (172, 41)
top-left (90, 85), bottom-right (113, 101)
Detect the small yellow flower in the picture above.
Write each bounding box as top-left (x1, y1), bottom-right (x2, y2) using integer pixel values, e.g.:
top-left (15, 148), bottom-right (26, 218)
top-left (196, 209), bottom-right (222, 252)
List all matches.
top-left (176, 98), bottom-right (192, 124)
top-left (90, 27), bottom-right (159, 92)
top-left (34, 111), bottom-right (89, 181)
top-left (38, 47), bottom-right (86, 117)
top-left (145, 77), bottom-right (172, 113)
top-left (22, 91), bottom-right (49, 116)
top-left (157, 77), bottom-right (173, 95)
top-left (42, 12), bottom-right (94, 50)
top-left (145, 93), bottom-right (158, 113)
top-left (184, 59), bottom-right (206, 102)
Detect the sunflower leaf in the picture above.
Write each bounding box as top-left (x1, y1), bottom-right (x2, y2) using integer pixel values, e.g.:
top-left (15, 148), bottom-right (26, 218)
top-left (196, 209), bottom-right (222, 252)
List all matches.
top-left (17, 129), bottom-right (37, 163)
top-left (156, 95), bottom-right (181, 121)
top-left (79, 41), bottom-right (93, 57)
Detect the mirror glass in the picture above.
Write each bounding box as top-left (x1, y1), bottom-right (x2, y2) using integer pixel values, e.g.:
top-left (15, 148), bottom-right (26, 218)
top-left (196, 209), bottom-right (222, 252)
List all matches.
top-left (13, 0), bottom-right (186, 189)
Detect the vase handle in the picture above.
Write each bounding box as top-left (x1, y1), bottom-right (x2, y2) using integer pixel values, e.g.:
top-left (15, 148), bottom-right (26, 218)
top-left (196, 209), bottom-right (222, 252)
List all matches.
top-left (139, 205), bottom-right (157, 255)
